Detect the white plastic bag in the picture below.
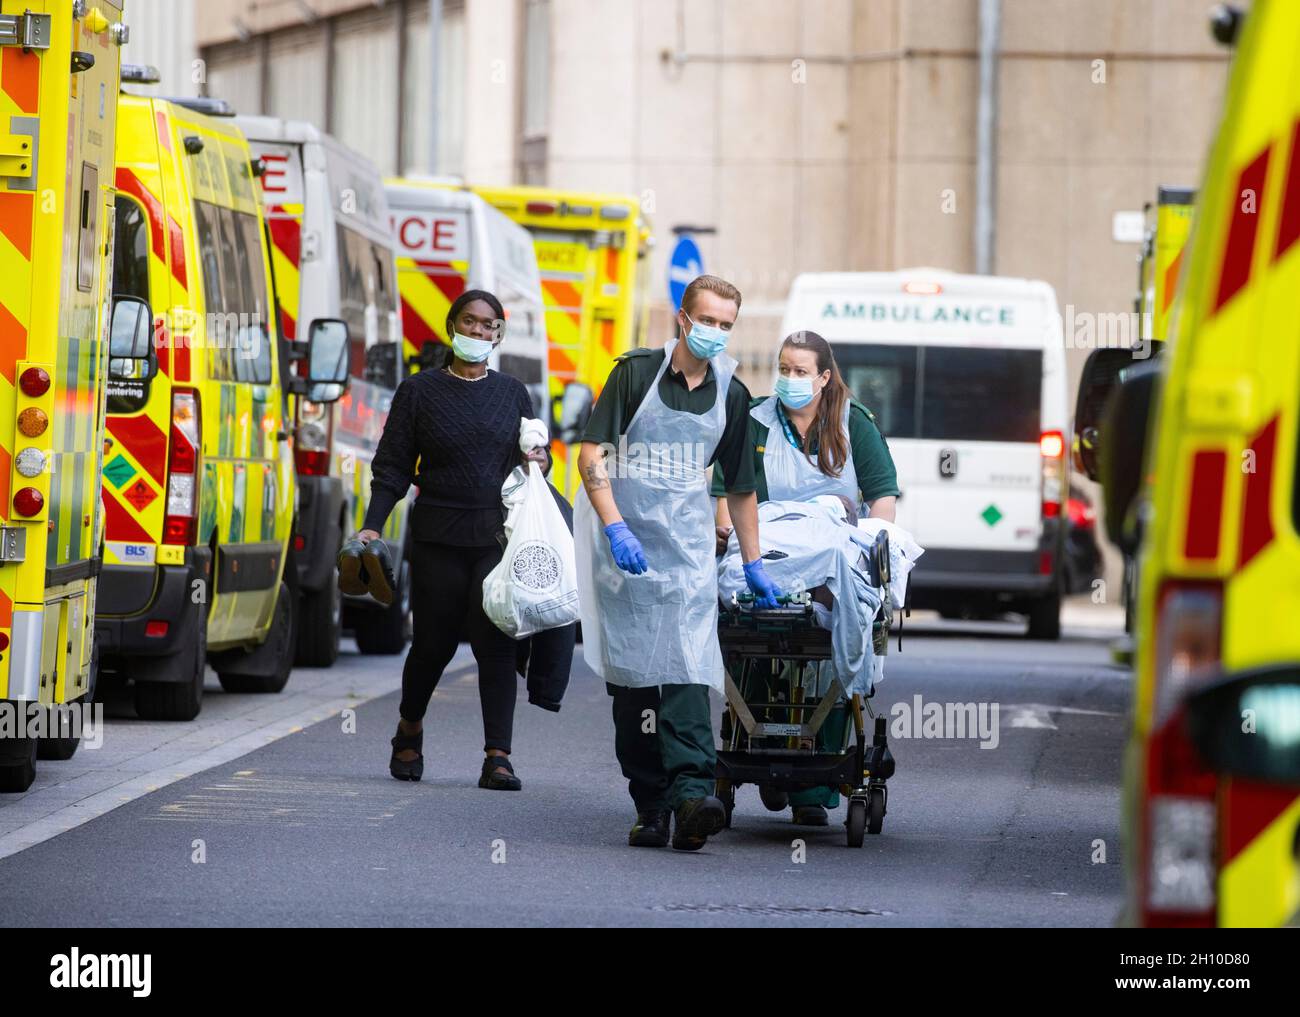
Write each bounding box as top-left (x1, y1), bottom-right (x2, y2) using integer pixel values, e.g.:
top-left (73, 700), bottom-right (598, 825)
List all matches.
top-left (483, 462), bottom-right (579, 639)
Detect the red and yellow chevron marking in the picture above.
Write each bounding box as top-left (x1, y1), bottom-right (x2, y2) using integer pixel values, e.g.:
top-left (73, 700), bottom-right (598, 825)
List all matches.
top-left (396, 258), bottom-right (467, 365)
top-left (266, 203), bottom-right (303, 340)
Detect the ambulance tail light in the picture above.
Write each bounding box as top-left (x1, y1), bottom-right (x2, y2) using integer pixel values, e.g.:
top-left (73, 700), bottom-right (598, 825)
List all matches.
top-left (902, 280), bottom-right (943, 295)
top-left (1040, 430), bottom-right (1065, 519)
top-left (525, 201), bottom-right (556, 216)
top-left (164, 389), bottom-right (200, 545)
top-left (295, 399), bottom-right (332, 476)
top-left (1141, 581), bottom-right (1221, 927)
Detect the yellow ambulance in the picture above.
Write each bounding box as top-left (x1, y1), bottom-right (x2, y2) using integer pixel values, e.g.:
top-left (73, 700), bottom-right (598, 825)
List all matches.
top-left (471, 185), bottom-right (651, 499)
top-left (94, 83), bottom-right (347, 721)
top-left (1090, 0), bottom-right (1300, 926)
top-left (0, 0), bottom-right (129, 791)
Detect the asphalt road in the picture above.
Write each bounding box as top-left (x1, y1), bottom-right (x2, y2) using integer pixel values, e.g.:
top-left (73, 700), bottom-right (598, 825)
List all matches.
top-left (0, 609), bottom-right (1131, 927)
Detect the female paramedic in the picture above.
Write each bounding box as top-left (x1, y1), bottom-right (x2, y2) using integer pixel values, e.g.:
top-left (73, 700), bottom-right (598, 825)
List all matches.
top-left (575, 274), bottom-right (783, 853)
top-left (351, 289), bottom-right (551, 791)
top-left (713, 329), bottom-right (900, 827)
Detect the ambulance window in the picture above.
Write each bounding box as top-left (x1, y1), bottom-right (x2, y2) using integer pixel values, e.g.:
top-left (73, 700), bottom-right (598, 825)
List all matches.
top-left (233, 211), bottom-right (272, 385)
top-left (77, 163), bottom-right (100, 292)
top-left (919, 346), bottom-right (1041, 443)
top-left (112, 195), bottom-right (151, 303)
top-left (838, 344), bottom-right (918, 439)
top-left (335, 225), bottom-right (371, 380)
top-left (193, 200), bottom-right (234, 381)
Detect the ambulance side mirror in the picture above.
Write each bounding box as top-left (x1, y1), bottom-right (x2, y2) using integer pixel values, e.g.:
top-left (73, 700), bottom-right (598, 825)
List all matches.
top-left (107, 295), bottom-right (157, 381)
top-left (302, 317), bottom-right (350, 404)
top-left (554, 382), bottom-right (593, 445)
top-left (1097, 358), bottom-right (1160, 554)
top-left (1074, 347), bottom-right (1146, 482)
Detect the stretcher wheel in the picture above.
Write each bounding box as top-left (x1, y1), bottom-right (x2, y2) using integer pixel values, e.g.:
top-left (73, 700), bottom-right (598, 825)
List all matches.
top-left (867, 787), bottom-right (886, 835)
top-left (719, 781), bottom-right (735, 829)
top-left (846, 799), bottom-right (866, 848)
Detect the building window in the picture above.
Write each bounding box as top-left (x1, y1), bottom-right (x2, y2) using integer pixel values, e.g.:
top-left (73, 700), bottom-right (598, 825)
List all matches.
top-left (402, 0), bottom-right (465, 177)
top-left (520, 0), bottom-right (549, 184)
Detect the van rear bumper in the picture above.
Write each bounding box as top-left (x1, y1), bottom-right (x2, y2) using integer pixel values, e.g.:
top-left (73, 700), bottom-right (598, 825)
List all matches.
top-left (295, 475), bottom-right (344, 593)
top-left (94, 548), bottom-right (212, 658)
top-left (909, 548), bottom-right (1056, 600)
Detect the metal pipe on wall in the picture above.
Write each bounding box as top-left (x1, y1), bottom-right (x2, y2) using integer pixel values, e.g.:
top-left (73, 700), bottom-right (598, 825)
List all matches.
top-left (428, 0), bottom-right (442, 173)
top-left (975, 0), bottom-right (1001, 275)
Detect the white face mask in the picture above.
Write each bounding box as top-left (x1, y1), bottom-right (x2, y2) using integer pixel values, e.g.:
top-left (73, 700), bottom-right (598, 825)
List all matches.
top-left (451, 330), bottom-right (494, 363)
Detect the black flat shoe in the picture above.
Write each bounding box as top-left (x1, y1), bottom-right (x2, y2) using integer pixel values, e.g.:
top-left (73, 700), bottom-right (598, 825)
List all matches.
top-left (672, 796), bottom-right (726, 851)
top-left (628, 810), bottom-right (670, 848)
top-left (389, 725), bottom-right (424, 781)
top-left (338, 538), bottom-right (369, 597)
top-left (792, 805), bottom-right (829, 826)
top-left (360, 539), bottom-right (397, 606)
top-left (478, 754), bottom-right (522, 791)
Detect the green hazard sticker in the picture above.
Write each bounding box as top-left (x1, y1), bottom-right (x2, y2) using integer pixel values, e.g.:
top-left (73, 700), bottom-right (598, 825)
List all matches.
top-left (981, 504), bottom-right (1003, 527)
top-left (104, 454), bottom-right (136, 489)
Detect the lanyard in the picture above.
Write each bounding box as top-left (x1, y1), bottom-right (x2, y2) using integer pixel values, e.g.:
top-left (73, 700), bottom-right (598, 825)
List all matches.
top-left (775, 401), bottom-right (818, 455)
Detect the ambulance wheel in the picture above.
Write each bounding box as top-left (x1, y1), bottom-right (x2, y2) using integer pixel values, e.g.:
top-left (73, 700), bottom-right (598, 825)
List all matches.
top-left (1026, 590), bottom-right (1061, 641)
top-left (354, 557), bottom-right (410, 656)
top-left (867, 787), bottom-right (886, 835)
top-left (38, 643), bottom-right (99, 761)
top-left (134, 620), bottom-right (207, 722)
top-left (216, 581), bottom-right (296, 694)
top-left (295, 578), bottom-right (341, 667)
top-left (0, 737), bottom-right (37, 793)
top-left (846, 799), bottom-right (867, 848)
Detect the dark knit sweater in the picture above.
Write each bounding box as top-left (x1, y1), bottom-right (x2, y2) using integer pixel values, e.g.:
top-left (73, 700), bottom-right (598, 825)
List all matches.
top-left (364, 367), bottom-right (535, 546)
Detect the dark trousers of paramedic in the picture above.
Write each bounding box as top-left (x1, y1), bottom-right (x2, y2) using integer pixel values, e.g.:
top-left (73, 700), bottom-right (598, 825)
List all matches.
top-left (608, 683), bottom-right (716, 812)
top-left (400, 541), bottom-right (517, 753)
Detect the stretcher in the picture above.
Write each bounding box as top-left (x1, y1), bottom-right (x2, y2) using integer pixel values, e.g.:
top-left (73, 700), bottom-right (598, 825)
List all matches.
top-left (716, 529), bottom-right (896, 847)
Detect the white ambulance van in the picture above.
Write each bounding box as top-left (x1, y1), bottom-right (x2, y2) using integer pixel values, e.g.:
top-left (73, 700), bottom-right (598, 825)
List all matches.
top-left (384, 177), bottom-right (549, 416)
top-left (782, 269), bottom-right (1070, 639)
top-left (235, 115), bottom-right (410, 662)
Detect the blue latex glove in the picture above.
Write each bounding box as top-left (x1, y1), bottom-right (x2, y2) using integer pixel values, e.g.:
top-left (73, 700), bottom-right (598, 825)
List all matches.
top-left (743, 558), bottom-right (782, 609)
top-left (604, 521), bottom-right (648, 575)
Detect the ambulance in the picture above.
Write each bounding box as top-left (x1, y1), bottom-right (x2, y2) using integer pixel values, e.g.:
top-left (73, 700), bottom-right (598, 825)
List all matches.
top-left (238, 115), bottom-right (408, 661)
top-left (782, 270), bottom-right (1070, 639)
top-left (94, 85), bottom-right (348, 720)
top-left (386, 178), bottom-right (548, 418)
top-left (0, 1), bottom-right (128, 792)
top-left (1094, 0), bottom-right (1300, 926)
top-left (471, 185), bottom-right (651, 499)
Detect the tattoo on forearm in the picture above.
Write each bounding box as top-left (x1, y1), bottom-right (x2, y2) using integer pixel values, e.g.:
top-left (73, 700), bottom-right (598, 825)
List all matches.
top-left (582, 461), bottom-right (610, 492)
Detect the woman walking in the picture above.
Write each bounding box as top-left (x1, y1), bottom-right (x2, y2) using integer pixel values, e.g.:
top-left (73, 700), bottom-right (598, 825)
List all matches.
top-left (351, 289), bottom-right (549, 790)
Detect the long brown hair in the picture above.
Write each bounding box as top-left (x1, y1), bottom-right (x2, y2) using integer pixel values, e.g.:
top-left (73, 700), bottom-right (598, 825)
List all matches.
top-left (781, 331), bottom-right (850, 478)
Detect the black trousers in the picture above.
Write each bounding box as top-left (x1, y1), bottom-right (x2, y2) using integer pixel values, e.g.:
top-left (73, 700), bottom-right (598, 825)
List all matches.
top-left (399, 540), bottom-right (518, 753)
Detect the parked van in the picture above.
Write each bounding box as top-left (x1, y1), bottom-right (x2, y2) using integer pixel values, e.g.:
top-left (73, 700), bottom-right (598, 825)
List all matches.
top-left (782, 269), bottom-right (1069, 638)
top-left (0, 1), bottom-right (129, 791)
top-left (385, 178), bottom-right (548, 414)
top-left (238, 115), bottom-right (408, 661)
top-left (96, 89), bottom-right (347, 720)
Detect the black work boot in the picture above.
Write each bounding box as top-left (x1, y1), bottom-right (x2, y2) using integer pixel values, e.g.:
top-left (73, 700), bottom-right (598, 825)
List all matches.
top-left (337, 537), bottom-right (369, 596)
top-left (360, 539), bottom-right (397, 606)
top-left (671, 796), bottom-right (726, 851)
top-left (628, 810), bottom-right (670, 848)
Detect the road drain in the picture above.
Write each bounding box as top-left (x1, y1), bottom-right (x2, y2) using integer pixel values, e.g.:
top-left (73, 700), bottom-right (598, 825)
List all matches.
top-left (652, 904), bottom-right (895, 918)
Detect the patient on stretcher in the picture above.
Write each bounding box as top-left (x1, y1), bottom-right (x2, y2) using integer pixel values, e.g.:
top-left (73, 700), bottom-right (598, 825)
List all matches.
top-left (716, 498), bottom-right (923, 697)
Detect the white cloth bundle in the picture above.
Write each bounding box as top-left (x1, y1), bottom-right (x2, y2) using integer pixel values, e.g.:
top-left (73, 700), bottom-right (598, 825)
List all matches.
top-left (851, 518), bottom-right (924, 610)
top-left (518, 416), bottom-right (549, 453)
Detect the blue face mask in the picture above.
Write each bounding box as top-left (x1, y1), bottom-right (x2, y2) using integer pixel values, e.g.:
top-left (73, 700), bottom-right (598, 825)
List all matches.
top-left (451, 330), bottom-right (494, 364)
top-left (775, 374), bottom-right (817, 410)
top-left (682, 312), bottom-right (730, 359)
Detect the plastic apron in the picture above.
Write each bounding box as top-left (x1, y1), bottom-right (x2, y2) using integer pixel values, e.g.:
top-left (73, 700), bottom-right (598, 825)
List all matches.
top-left (753, 395), bottom-right (858, 506)
top-left (575, 340), bottom-right (736, 691)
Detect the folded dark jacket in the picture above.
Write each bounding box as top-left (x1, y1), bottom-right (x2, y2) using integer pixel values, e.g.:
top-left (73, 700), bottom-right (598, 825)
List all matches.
top-left (514, 480), bottom-right (576, 711)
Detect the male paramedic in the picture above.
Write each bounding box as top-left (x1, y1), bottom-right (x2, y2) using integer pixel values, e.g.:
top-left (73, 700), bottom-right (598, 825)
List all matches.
top-left (575, 275), bottom-right (782, 852)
